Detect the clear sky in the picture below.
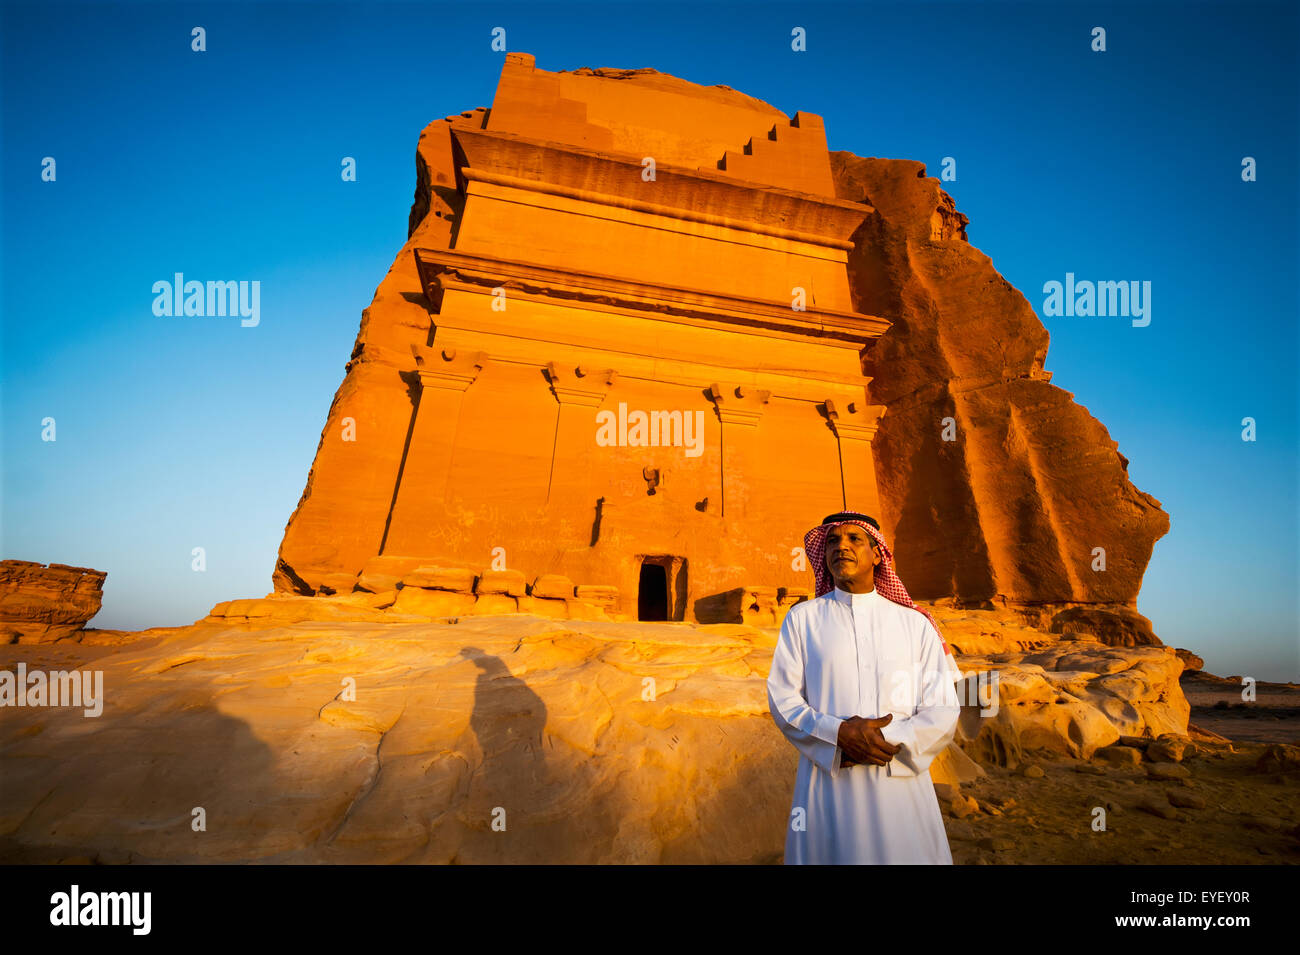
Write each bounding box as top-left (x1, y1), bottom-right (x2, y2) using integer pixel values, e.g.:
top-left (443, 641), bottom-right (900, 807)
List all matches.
top-left (2, 0), bottom-right (1296, 681)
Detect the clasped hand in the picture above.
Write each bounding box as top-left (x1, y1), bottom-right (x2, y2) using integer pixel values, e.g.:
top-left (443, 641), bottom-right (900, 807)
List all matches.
top-left (836, 714), bottom-right (902, 768)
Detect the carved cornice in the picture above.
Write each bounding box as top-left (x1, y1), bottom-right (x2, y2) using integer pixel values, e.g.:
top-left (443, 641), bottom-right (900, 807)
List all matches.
top-left (452, 126), bottom-right (874, 249)
top-left (465, 166), bottom-right (854, 251)
top-left (414, 247), bottom-right (890, 346)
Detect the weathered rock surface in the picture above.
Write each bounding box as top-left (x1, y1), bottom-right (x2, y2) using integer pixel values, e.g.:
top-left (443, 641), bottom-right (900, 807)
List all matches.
top-left (0, 560), bottom-right (106, 644)
top-left (1254, 744), bottom-right (1300, 775)
top-left (0, 599), bottom-right (1189, 863)
top-left (1148, 733), bottom-right (1193, 762)
top-left (1097, 745), bottom-right (1144, 768)
top-left (830, 155), bottom-right (1170, 645)
top-left (936, 606), bottom-right (1188, 767)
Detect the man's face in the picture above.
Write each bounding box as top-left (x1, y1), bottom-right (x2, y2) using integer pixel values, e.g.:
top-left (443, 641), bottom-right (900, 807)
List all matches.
top-left (824, 523), bottom-right (880, 589)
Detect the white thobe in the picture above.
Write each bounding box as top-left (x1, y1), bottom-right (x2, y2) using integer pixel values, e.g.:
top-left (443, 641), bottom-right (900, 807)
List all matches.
top-left (767, 586), bottom-right (961, 864)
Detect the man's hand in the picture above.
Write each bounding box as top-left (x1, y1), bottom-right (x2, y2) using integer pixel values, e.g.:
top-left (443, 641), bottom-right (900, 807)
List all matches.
top-left (837, 714), bottom-right (902, 767)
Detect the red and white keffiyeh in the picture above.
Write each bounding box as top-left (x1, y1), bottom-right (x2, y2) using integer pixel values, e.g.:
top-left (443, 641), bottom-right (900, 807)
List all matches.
top-left (803, 512), bottom-right (957, 663)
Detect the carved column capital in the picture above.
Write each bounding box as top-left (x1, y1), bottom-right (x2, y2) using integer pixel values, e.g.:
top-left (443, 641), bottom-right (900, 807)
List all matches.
top-left (546, 362), bottom-right (618, 407)
top-left (708, 383), bottom-right (771, 427)
top-left (824, 397), bottom-right (886, 441)
top-left (413, 346), bottom-right (487, 393)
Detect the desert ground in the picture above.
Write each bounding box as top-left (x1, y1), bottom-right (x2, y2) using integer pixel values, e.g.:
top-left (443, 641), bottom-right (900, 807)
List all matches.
top-left (944, 673), bottom-right (1300, 865)
top-left (1, 608), bottom-right (1296, 865)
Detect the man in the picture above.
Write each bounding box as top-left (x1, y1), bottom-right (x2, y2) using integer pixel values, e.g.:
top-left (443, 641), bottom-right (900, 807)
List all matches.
top-left (766, 511), bottom-right (962, 864)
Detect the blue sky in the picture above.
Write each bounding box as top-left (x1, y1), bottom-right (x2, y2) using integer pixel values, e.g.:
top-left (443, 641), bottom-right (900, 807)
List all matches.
top-left (2, 0), bottom-right (1296, 680)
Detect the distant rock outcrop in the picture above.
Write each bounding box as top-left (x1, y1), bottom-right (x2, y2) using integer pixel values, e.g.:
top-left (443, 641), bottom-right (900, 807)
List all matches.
top-left (0, 560), bottom-right (105, 643)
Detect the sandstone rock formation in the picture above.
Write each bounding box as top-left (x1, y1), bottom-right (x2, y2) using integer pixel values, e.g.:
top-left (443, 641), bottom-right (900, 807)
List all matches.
top-left (830, 157), bottom-right (1169, 644)
top-left (0, 560), bottom-right (105, 643)
top-left (0, 599), bottom-right (1188, 863)
top-left (948, 635), bottom-right (1188, 768)
top-left (273, 53), bottom-right (1168, 645)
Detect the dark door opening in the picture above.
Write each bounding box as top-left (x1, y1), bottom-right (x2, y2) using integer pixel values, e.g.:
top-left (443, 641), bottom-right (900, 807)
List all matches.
top-left (638, 562), bottom-right (669, 621)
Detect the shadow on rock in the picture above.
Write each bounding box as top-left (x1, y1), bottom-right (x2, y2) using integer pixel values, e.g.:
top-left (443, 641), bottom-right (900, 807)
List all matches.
top-left (454, 646), bottom-right (576, 862)
top-left (0, 699), bottom-right (276, 863)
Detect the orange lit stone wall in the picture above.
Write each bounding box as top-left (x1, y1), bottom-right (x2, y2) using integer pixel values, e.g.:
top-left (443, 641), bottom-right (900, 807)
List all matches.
top-left (275, 53), bottom-right (888, 620)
